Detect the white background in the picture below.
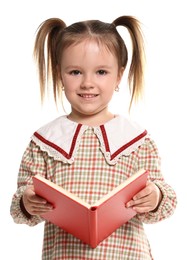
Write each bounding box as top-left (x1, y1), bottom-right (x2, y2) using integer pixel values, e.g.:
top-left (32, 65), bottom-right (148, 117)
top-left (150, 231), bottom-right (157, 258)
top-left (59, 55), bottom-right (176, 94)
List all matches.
top-left (1, 0), bottom-right (186, 259)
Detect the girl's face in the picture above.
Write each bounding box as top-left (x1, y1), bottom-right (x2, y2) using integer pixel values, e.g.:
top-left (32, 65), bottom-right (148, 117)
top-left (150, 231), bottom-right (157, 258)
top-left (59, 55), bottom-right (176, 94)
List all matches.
top-left (60, 39), bottom-right (124, 124)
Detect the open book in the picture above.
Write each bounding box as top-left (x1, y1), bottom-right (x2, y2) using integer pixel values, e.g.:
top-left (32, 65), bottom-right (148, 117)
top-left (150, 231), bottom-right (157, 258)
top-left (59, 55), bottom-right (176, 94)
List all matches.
top-left (33, 168), bottom-right (148, 248)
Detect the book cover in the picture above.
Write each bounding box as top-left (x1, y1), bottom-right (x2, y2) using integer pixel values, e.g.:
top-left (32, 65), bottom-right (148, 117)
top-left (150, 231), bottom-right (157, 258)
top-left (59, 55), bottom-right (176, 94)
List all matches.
top-left (33, 168), bottom-right (148, 248)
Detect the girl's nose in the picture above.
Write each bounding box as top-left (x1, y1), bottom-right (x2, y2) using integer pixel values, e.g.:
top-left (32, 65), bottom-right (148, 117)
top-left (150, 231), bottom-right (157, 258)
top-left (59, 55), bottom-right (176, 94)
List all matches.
top-left (80, 74), bottom-right (94, 89)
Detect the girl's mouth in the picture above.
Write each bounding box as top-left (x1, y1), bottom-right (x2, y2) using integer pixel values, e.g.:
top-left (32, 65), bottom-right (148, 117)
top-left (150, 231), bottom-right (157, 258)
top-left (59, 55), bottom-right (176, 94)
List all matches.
top-left (78, 94), bottom-right (98, 98)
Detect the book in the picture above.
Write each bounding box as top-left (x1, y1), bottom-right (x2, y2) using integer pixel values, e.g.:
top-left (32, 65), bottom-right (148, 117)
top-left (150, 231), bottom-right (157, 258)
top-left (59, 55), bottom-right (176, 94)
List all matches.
top-left (32, 168), bottom-right (149, 248)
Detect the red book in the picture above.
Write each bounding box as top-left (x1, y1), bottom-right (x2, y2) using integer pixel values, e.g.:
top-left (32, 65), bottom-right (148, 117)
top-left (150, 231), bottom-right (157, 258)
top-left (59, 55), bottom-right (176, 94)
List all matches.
top-left (33, 169), bottom-right (148, 248)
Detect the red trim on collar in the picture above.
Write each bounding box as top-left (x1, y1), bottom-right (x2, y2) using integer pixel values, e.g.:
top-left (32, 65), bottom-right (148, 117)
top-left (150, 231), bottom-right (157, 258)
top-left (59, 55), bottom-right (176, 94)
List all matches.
top-left (100, 125), bottom-right (110, 152)
top-left (100, 125), bottom-right (147, 160)
top-left (33, 124), bottom-right (82, 159)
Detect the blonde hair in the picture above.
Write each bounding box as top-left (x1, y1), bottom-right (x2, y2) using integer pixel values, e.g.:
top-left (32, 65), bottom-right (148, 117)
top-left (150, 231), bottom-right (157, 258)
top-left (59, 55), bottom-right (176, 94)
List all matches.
top-left (34, 16), bottom-right (145, 109)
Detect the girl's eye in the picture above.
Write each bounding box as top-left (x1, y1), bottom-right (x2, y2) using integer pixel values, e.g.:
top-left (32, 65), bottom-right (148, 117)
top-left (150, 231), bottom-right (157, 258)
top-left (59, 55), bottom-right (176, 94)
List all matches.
top-left (97, 70), bottom-right (107, 75)
top-left (70, 70), bottom-right (81, 75)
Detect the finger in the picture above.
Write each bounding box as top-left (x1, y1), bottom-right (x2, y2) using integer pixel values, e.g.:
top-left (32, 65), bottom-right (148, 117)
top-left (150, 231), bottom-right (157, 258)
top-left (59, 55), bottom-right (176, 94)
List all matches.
top-left (33, 202), bottom-right (53, 209)
top-left (126, 197), bottom-right (151, 208)
top-left (128, 199), bottom-right (154, 212)
top-left (131, 198), bottom-right (156, 213)
top-left (30, 207), bottom-right (53, 215)
top-left (28, 203), bottom-right (54, 215)
top-left (133, 182), bottom-right (152, 200)
top-left (28, 195), bottom-right (48, 204)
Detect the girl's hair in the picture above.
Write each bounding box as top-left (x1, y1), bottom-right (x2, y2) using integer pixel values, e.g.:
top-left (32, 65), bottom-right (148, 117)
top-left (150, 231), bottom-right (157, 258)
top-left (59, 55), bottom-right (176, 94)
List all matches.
top-left (34, 16), bottom-right (145, 109)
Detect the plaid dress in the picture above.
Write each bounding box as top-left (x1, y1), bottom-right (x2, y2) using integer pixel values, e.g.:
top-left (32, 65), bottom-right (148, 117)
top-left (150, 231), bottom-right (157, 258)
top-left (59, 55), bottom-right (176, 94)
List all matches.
top-left (10, 115), bottom-right (177, 260)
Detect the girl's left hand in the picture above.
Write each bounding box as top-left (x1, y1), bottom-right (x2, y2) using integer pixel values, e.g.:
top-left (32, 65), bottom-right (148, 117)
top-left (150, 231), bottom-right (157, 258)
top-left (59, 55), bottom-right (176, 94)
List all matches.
top-left (126, 181), bottom-right (162, 213)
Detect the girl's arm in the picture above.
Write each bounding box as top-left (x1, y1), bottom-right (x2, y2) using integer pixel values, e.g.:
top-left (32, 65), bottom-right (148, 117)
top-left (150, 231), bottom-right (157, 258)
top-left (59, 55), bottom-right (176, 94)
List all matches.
top-left (131, 137), bottom-right (177, 223)
top-left (10, 141), bottom-right (48, 226)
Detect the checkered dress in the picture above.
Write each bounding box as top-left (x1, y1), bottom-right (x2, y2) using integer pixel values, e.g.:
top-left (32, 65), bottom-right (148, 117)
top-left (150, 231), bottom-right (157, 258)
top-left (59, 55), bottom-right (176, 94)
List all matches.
top-left (10, 116), bottom-right (177, 260)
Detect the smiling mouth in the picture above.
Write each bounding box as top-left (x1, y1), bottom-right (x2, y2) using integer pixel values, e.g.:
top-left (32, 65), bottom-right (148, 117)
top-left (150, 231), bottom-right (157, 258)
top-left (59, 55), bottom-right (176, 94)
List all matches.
top-left (78, 94), bottom-right (98, 98)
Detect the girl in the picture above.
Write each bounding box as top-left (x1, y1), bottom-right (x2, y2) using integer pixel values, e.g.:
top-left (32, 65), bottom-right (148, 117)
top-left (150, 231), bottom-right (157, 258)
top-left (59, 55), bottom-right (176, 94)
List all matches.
top-left (10, 16), bottom-right (177, 259)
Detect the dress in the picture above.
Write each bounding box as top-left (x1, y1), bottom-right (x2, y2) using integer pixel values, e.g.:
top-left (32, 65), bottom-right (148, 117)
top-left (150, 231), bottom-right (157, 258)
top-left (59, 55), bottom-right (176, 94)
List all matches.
top-left (10, 115), bottom-right (177, 260)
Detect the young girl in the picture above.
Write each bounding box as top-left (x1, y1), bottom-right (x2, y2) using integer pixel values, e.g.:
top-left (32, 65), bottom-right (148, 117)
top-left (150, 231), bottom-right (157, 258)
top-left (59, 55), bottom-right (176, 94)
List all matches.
top-left (10, 16), bottom-right (177, 259)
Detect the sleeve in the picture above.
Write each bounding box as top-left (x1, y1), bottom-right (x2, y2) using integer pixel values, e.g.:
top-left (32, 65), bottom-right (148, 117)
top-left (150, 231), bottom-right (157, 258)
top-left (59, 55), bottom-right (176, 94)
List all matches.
top-left (135, 137), bottom-right (177, 224)
top-left (10, 141), bottom-right (47, 226)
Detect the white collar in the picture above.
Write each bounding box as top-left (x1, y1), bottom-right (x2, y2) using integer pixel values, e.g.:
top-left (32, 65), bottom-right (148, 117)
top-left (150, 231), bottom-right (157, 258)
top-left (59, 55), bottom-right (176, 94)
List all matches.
top-left (31, 115), bottom-right (147, 165)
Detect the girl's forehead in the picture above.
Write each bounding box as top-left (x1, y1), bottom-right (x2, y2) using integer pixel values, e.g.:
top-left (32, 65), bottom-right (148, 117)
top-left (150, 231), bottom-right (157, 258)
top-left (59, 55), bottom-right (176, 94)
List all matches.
top-left (64, 38), bottom-right (114, 55)
top-left (61, 38), bottom-right (119, 68)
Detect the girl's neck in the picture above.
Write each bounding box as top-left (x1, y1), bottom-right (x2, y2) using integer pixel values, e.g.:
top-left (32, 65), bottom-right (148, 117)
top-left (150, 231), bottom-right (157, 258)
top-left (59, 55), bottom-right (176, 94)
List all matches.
top-left (67, 111), bottom-right (115, 127)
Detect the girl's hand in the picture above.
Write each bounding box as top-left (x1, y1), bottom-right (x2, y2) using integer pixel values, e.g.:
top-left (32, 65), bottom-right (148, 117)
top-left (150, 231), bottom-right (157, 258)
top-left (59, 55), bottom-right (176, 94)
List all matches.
top-left (126, 181), bottom-right (162, 213)
top-left (22, 185), bottom-right (53, 216)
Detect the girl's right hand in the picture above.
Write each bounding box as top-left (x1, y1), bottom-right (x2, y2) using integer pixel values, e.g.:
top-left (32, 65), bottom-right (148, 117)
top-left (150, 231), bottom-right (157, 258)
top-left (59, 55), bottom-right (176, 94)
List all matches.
top-left (22, 185), bottom-right (53, 216)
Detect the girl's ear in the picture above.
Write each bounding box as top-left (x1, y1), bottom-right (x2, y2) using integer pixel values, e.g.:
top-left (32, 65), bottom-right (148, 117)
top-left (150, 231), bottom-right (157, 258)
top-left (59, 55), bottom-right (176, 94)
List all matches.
top-left (117, 67), bottom-right (125, 84)
top-left (57, 65), bottom-right (64, 86)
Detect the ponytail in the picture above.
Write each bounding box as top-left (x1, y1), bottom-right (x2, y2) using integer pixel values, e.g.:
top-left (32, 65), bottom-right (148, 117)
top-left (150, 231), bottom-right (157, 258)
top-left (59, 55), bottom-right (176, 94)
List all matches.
top-left (113, 16), bottom-right (145, 108)
top-left (34, 18), bottom-right (66, 102)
